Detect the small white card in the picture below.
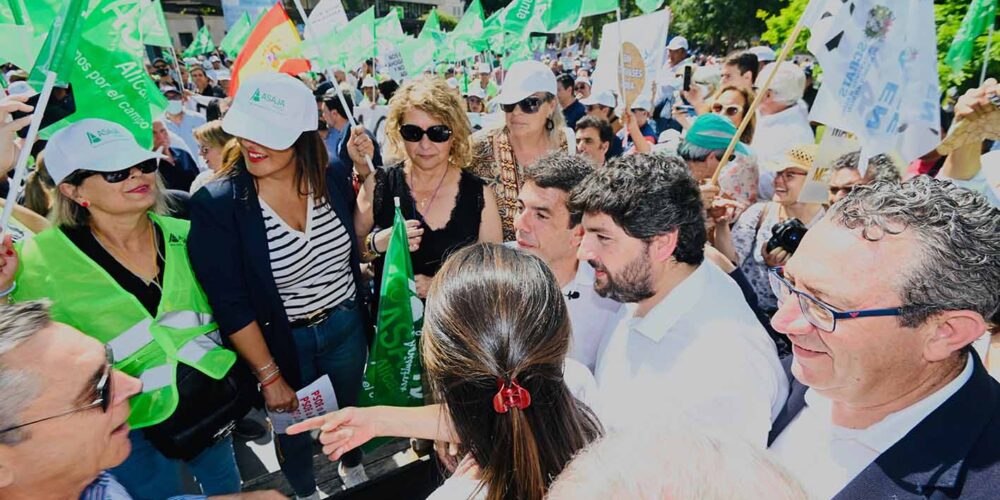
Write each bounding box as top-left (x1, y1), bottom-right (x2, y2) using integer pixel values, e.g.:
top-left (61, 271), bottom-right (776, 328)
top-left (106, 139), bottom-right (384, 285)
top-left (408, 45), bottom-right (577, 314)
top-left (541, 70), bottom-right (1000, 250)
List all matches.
top-left (268, 375), bottom-right (339, 434)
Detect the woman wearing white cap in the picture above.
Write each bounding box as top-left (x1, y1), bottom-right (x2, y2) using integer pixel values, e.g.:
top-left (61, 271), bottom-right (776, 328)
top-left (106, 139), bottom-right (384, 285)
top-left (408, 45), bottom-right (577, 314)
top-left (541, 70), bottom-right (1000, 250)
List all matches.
top-left (187, 72), bottom-right (372, 498)
top-left (470, 60), bottom-right (571, 241)
top-left (3, 118), bottom-right (248, 498)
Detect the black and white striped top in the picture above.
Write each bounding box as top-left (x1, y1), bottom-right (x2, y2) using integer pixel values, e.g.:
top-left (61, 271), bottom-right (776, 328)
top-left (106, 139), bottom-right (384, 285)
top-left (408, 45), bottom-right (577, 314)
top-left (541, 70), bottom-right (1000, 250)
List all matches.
top-left (260, 197), bottom-right (356, 321)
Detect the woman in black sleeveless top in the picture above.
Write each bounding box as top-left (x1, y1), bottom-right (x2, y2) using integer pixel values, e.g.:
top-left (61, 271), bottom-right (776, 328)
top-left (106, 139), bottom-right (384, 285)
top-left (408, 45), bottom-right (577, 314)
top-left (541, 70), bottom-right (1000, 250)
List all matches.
top-left (353, 76), bottom-right (503, 300)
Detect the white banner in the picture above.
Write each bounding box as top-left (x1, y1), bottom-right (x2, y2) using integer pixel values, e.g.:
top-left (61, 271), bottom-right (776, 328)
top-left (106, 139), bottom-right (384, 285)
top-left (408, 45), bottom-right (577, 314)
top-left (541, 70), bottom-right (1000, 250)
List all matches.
top-left (807, 0), bottom-right (941, 163)
top-left (378, 40), bottom-right (408, 82)
top-left (590, 9), bottom-right (671, 109)
top-left (308, 0), bottom-right (349, 39)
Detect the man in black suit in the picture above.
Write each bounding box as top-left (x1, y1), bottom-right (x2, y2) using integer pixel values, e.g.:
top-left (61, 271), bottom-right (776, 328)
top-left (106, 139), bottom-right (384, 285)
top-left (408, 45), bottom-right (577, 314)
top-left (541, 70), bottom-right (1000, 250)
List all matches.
top-left (320, 87), bottom-right (382, 186)
top-left (765, 176), bottom-right (1000, 498)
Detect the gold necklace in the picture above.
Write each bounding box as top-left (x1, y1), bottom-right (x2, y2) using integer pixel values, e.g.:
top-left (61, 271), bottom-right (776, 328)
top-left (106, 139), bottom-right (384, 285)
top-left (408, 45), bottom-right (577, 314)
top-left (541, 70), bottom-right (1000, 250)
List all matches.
top-left (409, 168), bottom-right (450, 211)
top-left (91, 221), bottom-right (161, 288)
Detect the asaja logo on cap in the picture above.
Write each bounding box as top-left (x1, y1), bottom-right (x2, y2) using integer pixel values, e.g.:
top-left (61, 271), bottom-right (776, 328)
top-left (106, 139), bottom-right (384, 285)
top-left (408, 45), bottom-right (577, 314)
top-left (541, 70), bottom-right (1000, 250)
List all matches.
top-left (86, 127), bottom-right (125, 146)
top-left (249, 88), bottom-right (287, 112)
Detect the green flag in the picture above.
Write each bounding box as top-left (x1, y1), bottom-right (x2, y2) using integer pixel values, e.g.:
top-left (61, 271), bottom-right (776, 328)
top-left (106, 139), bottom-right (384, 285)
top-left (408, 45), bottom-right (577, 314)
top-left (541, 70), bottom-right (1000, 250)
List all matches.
top-left (0, 23), bottom-right (41, 68)
top-left (29, 0), bottom-right (88, 88)
top-left (944, 0), bottom-right (998, 74)
top-left (399, 36), bottom-right (436, 74)
top-left (38, 0), bottom-right (167, 148)
top-left (452, 0), bottom-right (484, 42)
top-left (538, 0), bottom-right (583, 33)
top-left (635, 0), bottom-right (663, 14)
top-left (375, 7), bottom-right (405, 44)
top-left (139, 0), bottom-right (172, 48)
top-left (503, 0), bottom-right (535, 37)
top-left (0, 0), bottom-right (62, 35)
top-left (358, 203), bottom-right (425, 450)
top-left (581, 0), bottom-right (617, 17)
top-left (219, 12), bottom-right (252, 58)
top-left (183, 25), bottom-right (216, 57)
top-left (419, 8), bottom-right (441, 39)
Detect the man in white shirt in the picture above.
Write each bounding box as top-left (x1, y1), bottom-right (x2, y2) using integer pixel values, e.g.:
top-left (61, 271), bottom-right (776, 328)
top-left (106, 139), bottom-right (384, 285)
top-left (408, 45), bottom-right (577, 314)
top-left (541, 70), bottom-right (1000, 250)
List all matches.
top-left (751, 62), bottom-right (814, 200)
top-left (653, 36), bottom-right (694, 132)
top-left (569, 154), bottom-right (788, 447)
top-left (765, 177), bottom-right (1000, 498)
top-left (512, 153), bottom-right (624, 372)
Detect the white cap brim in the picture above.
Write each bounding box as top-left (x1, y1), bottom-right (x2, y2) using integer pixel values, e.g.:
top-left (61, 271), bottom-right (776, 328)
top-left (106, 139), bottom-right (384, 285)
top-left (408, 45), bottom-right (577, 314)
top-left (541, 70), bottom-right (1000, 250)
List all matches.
top-left (53, 147), bottom-right (166, 185)
top-left (496, 86), bottom-right (533, 106)
top-left (223, 105), bottom-right (300, 151)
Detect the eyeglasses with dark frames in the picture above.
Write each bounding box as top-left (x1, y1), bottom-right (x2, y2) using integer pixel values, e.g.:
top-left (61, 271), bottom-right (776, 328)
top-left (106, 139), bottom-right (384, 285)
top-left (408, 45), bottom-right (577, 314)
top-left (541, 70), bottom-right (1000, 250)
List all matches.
top-left (768, 267), bottom-right (903, 332)
top-left (0, 345), bottom-right (114, 434)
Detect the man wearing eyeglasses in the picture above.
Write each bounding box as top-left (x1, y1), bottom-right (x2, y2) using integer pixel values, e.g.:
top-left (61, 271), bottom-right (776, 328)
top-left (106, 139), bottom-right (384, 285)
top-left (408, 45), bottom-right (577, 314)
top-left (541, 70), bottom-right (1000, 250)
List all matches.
top-left (0, 302), bottom-right (283, 499)
top-left (766, 177), bottom-right (1000, 499)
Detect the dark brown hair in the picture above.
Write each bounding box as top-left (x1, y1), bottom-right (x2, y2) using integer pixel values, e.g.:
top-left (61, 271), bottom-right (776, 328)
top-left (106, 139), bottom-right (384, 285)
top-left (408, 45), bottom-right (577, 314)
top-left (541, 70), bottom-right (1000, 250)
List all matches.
top-left (219, 131), bottom-right (329, 203)
top-left (422, 243), bottom-right (603, 500)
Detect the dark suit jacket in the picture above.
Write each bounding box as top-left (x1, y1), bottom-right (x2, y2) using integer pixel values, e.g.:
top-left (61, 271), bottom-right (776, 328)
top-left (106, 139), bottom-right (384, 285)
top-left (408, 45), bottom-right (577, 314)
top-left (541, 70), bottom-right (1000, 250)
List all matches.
top-left (328, 126), bottom-right (382, 187)
top-left (768, 353), bottom-right (1000, 499)
top-left (187, 165), bottom-right (369, 389)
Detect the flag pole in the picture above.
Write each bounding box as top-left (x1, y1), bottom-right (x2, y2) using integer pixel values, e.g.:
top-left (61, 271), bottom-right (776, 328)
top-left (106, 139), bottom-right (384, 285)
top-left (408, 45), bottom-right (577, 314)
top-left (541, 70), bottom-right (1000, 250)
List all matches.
top-left (290, 0), bottom-right (375, 173)
top-left (168, 46), bottom-right (185, 91)
top-left (0, 71), bottom-right (57, 237)
top-left (981, 22), bottom-right (994, 85)
top-left (615, 7), bottom-right (628, 149)
top-left (709, 19), bottom-right (807, 186)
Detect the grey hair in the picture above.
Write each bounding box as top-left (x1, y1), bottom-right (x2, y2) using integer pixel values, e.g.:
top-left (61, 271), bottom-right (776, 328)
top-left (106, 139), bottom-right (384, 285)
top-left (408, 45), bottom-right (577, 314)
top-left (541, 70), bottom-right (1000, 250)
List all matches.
top-left (0, 301), bottom-right (51, 445)
top-left (547, 419), bottom-right (807, 500)
top-left (677, 141), bottom-right (719, 163)
top-left (831, 151), bottom-right (902, 183)
top-left (829, 177), bottom-right (1000, 329)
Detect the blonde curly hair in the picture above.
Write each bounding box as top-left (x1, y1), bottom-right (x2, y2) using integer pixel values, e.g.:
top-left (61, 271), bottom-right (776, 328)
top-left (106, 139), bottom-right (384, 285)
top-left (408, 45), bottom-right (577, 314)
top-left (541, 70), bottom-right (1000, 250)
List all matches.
top-left (385, 75), bottom-right (473, 169)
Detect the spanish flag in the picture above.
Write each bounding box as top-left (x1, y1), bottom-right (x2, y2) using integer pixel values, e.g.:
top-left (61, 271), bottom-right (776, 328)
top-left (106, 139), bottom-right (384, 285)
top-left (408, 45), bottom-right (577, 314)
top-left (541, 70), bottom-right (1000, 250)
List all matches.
top-left (229, 2), bottom-right (303, 96)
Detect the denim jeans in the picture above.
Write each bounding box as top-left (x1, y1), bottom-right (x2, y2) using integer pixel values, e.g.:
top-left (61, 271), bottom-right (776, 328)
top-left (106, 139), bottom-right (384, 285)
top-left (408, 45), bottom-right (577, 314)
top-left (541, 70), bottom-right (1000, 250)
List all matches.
top-left (276, 299), bottom-right (368, 496)
top-left (112, 430), bottom-right (240, 499)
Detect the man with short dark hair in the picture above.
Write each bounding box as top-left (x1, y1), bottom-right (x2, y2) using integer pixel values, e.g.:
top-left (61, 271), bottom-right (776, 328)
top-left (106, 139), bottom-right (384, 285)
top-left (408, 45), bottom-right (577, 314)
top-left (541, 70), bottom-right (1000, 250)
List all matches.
top-left (721, 51), bottom-right (759, 89)
top-left (570, 154), bottom-right (787, 444)
top-left (767, 177), bottom-right (1000, 498)
top-left (514, 153), bottom-right (623, 371)
top-left (321, 89), bottom-right (382, 185)
top-left (557, 73), bottom-right (586, 129)
top-left (575, 116), bottom-right (613, 166)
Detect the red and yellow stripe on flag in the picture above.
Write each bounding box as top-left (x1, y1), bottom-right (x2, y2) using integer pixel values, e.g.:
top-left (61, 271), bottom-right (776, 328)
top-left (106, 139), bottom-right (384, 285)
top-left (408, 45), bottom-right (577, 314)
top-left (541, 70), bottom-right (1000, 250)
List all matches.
top-left (228, 2), bottom-right (303, 96)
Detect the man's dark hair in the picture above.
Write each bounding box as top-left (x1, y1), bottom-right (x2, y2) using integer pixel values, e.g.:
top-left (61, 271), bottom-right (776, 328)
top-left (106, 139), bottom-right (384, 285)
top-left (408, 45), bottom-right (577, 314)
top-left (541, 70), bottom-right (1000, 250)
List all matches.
top-left (575, 116), bottom-right (614, 146)
top-left (569, 154), bottom-right (705, 264)
top-left (522, 152), bottom-right (594, 227)
top-left (556, 73), bottom-right (575, 91)
top-left (725, 51), bottom-right (760, 84)
top-left (323, 90), bottom-right (355, 120)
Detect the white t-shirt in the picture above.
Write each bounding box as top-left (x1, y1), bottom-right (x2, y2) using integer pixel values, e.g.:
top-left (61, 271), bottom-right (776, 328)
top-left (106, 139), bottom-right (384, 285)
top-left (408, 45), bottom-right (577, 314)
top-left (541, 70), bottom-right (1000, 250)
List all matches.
top-left (752, 103), bottom-right (815, 200)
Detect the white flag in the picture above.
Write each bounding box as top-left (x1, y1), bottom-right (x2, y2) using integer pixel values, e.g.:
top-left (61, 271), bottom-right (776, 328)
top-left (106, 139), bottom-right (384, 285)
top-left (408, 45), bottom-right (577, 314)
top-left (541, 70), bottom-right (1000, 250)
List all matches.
top-left (590, 9), bottom-right (671, 107)
top-left (308, 0), bottom-right (349, 39)
top-left (807, 0), bottom-right (941, 163)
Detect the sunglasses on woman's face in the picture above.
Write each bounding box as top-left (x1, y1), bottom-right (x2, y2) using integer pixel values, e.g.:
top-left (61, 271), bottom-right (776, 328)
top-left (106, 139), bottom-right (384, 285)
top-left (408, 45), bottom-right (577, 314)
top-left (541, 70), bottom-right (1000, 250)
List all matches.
top-left (73, 159), bottom-right (159, 184)
top-left (501, 95), bottom-right (547, 114)
top-left (399, 124), bottom-right (453, 143)
top-left (712, 103), bottom-right (742, 117)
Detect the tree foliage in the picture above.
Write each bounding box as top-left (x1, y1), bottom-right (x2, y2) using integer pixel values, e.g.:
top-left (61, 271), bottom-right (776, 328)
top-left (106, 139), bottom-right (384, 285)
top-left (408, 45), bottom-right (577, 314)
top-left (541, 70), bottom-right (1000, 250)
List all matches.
top-left (671, 0), bottom-right (783, 54)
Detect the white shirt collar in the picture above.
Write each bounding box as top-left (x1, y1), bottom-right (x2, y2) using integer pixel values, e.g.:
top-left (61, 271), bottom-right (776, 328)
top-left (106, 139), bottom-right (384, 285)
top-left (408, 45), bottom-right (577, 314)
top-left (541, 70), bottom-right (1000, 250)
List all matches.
top-left (803, 353), bottom-right (974, 454)
top-left (757, 101), bottom-right (808, 127)
top-left (631, 263), bottom-right (707, 343)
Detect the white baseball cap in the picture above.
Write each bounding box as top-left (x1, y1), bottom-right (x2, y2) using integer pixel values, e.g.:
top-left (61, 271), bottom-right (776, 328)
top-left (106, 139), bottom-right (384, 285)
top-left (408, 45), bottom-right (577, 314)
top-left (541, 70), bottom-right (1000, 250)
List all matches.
top-left (749, 46), bottom-right (776, 62)
top-left (361, 76), bottom-right (377, 88)
top-left (666, 36), bottom-right (689, 51)
top-left (209, 55), bottom-right (221, 63)
top-left (45, 118), bottom-right (166, 185)
top-left (223, 72), bottom-right (318, 150)
top-left (496, 60), bottom-right (557, 105)
top-left (215, 69), bottom-right (232, 81)
top-left (446, 77), bottom-right (460, 89)
top-left (630, 96), bottom-right (653, 112)
top-left (476, 62), bottom-right (491, 74)
top-left (580, 90), bottom-right (616, 108)
top-left (465, 87), bottom-right (486, 100)
top-left (6, 81), bottom-right (36, 97)
top-left (574, 76), bottom-right (591, 86)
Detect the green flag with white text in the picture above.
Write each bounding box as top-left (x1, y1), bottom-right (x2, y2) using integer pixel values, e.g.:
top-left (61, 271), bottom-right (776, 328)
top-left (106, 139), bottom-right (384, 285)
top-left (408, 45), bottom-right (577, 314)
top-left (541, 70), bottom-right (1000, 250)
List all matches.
top-left (419, 8), bottom-right (441, 39)
top-left (503, 0), bottom-right (535, 37)
top-left (29, 0), bottom-right (87, 88)
top-left (139, 0), bottom-right (171, 48)
top-left (452, 0), bottom-right (484, 43)
top-left (183, 25), bottom-right (216, 57)
top-left (38, 0), bottom-right (167, 148)
top-left (358, 203), bottom-right (425, 451)
top-left (219, 12), bottom-right (253, 58)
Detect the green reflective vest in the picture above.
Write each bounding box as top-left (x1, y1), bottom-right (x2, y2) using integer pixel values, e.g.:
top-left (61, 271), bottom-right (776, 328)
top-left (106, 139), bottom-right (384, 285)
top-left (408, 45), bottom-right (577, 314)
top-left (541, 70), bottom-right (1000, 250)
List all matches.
top-left (13, 213), bottom-right (236, 429)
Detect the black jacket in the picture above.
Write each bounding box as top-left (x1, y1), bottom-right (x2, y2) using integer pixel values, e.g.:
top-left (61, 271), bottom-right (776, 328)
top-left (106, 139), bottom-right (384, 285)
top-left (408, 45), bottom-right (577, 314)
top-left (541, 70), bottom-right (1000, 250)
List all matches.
top-left (187, 165), bottom-right (368, 389)
top-left (768, 353), bottom-right (1000, 499)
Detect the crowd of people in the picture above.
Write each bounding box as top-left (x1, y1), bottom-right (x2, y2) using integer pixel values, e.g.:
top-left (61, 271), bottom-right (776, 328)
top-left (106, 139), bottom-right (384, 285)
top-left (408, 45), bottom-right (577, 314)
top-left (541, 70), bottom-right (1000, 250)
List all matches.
top-left (0, 28), bottom-right (998, 500)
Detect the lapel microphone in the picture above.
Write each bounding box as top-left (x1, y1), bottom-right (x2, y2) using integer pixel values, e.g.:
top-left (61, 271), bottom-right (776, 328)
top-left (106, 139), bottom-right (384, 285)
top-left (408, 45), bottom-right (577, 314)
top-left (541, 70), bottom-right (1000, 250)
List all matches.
top-left (565, 290), bottom-right (580, 300)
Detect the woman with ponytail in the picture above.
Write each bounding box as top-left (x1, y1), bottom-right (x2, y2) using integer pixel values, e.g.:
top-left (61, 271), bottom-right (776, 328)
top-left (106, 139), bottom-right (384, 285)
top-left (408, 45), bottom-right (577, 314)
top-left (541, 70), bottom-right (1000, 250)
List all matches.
top-left (289, 243), bottom-right (602, 499)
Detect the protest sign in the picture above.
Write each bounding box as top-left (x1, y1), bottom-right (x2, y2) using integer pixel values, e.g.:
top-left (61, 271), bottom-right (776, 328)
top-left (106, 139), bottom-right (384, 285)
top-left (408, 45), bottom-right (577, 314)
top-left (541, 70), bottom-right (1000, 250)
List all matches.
top-left (620, 42), bottom-right (645, 109)
top-left (308, 0), bottom-right (349, 39)
top-left (268, 375), bottom-right (339, 434)
top-left (378, 40), bottom-right (407, 82)
top-left (591, 9), bottom-right (670, 106)
top-left (798, 127), bottom-right (859, 203)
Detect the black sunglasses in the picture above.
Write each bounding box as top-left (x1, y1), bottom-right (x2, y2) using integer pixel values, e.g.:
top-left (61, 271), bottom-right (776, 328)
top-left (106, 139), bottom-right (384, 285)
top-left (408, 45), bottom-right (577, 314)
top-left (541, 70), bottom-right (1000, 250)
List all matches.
top-left (501, 95), bottom-right (549, 114)
top-left (399, 124), bottom-right (453, 143)
top-left (0, 345), bottom-right (113, 434)
top-left (72, 159), bottom-right (159, 184)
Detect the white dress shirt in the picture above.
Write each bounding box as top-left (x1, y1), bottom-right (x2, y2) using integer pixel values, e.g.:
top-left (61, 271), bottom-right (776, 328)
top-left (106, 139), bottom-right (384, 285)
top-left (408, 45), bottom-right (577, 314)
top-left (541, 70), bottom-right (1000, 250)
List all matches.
top-left (563, 261), bottom-right (625, 372)
top-left (752, 102), bottom-right (814, 200)
top-left (593, 261), bottom-right (788, 447)
top-left (769, 354), bottom-right (974, 499)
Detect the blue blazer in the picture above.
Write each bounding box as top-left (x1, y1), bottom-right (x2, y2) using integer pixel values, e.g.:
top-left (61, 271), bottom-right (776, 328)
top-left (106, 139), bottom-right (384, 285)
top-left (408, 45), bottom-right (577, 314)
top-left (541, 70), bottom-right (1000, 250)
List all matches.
top-left (328, 126), bottom-right (382, 187)
top-left (187, 164), bottom-right (368, 390)
top-left (768, 353), bottom-right (1000, 499)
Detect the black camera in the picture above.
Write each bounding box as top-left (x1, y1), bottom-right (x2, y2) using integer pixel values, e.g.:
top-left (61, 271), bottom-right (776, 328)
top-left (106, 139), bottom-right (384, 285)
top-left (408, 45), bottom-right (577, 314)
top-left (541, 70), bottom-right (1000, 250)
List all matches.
top-left (766, 218), bottom-right (808, 254)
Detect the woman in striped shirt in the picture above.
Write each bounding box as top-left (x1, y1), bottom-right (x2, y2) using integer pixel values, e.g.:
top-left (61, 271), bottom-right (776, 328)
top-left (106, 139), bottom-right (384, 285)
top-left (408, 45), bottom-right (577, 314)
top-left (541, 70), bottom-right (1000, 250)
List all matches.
top-left (188, 73), bottom-right (370, 498)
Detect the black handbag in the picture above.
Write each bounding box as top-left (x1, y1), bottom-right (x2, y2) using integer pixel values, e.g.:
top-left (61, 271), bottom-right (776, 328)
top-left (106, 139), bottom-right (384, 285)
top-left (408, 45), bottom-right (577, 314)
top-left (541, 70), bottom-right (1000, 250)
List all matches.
top-left (142, 361), bottom-right (260, 461)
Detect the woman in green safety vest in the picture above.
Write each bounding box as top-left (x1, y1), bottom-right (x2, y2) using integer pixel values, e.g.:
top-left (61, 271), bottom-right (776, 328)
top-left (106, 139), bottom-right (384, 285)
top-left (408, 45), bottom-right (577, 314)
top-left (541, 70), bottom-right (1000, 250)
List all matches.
top-left (0, 118), bottom-right (248, 499)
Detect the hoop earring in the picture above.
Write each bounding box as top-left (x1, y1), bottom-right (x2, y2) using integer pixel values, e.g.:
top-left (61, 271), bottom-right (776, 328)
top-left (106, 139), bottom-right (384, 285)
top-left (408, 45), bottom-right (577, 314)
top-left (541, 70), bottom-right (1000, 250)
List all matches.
top-left (545, 118), bottom-right (555, 131)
